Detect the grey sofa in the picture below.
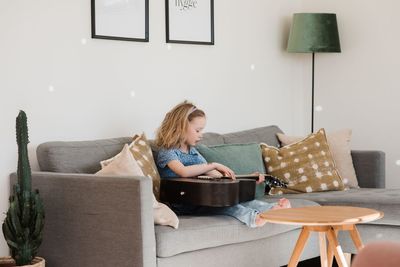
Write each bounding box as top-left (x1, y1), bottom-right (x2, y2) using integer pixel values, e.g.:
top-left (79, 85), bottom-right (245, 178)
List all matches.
top-left (12, 125), bottom-right (396, 267)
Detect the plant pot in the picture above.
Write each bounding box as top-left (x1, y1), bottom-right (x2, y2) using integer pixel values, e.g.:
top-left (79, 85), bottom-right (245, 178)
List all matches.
top-left (0, 257), bottom-right (45, 267)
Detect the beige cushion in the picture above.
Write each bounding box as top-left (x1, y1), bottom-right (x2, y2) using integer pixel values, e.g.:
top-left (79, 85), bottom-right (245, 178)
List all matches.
top-left (277, 129), bottom-right (359, 189)
top-left (96, 144), bottom-right (143, 176)
top-left (152, 194), bottom-right (179, 229)
top-left (101, 133), bottom-right (161, 200)
top-left (261, 128), bottom-right (345, 195)
top-left (97, 144), bottom-right (179, 229)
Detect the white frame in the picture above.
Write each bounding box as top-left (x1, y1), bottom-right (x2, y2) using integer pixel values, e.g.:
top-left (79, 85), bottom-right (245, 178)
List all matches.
top-left (166, 0), bottom-right (214, 45)
top-left (91, 0), bottom-right (149, 42)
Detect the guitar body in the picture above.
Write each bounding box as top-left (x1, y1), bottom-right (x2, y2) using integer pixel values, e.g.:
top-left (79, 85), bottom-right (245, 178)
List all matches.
top-left (160, 178), bottom-right (256, 207)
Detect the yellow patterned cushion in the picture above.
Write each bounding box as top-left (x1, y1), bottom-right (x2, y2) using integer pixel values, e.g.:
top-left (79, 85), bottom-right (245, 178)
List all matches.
top-left (129, 134), bottom-right (161, 200)
top-left (277, 129), bottom-right (358, 189)
top-left (261, 128), bottom-right (345, 194)
top-left (101, 133), bottom-right (161, 200)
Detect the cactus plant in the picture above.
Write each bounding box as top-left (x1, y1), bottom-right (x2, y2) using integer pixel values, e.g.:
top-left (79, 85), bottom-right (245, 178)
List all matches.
top-left (2, 111), bottom-right (45, 266)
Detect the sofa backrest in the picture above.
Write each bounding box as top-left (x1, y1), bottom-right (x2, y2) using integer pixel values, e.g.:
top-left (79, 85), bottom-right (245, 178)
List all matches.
top-left (37, 137), bottom-right (132, 173)
top-left (37, 125), bottom-right (283, 174)
top-left (201, 125), bottom-right (282, 147)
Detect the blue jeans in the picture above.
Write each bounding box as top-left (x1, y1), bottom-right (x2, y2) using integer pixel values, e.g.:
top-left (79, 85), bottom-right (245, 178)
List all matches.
top-left (171, 200), bottom-right (276, 228)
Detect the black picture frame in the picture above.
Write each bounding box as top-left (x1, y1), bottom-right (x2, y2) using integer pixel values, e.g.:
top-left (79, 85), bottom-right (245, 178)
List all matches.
top-left (165, 0), bottom-right (214, 45)
top-left (91, 0), bottom-right (149, 42)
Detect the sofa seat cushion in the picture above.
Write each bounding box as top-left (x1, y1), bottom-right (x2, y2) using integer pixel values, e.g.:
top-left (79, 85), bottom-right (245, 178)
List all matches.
top-left (266, 189), bottom-right (400, 226)
top-left (155, 199), bottom-right (318, 257)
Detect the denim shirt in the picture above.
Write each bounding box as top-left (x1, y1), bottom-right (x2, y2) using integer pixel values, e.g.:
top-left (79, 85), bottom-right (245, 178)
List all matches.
top-left (157, 147), bottom-right (207, 178)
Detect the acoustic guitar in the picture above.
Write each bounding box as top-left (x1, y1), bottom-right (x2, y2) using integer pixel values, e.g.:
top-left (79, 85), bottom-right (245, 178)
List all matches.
top-left (160, 174), bottom-right (287, 207)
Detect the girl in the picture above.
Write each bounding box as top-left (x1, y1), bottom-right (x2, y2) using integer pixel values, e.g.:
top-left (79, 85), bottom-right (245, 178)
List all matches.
top-left (155, 101), bottom-right (290, 228)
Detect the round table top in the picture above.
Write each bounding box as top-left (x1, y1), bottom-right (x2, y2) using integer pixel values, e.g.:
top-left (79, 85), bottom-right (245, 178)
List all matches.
top-left (260, 206), bottom-right (384, 226)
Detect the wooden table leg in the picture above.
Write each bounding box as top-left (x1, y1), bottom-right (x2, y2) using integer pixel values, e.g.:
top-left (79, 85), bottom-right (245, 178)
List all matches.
top-left (288, 227), bottom-right (310, 267)
top-left (349, 225), bottom-right (364, 251)
top-left (344, 253), bottom-right (352, 266)
top-left (319, 232), bottom-right (328, 267)
top-left (326, 228), bottom-right (348, 267)
top-left (327, 229), bottom-right (337, 267)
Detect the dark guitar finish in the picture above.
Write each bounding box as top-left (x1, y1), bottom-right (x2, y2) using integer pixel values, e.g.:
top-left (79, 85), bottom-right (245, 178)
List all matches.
top-left (160, 175), bottom-right (287, 207)
top-left (160, 178), bottom-right (255, 207)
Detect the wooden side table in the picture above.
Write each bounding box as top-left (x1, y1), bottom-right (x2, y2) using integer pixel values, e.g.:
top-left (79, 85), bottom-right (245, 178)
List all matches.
top-left (260, 206), bottom-right (383, 267)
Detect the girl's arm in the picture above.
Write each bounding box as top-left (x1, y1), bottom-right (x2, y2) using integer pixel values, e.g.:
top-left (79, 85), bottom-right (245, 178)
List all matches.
top-left (167, 160), bottom-right (236, 178)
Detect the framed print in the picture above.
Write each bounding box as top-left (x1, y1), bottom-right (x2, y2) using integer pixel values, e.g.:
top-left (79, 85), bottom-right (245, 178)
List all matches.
top-left (91, 0), bottom-right (149, 42)
top-left (166, 0), bottom-right (214, 45)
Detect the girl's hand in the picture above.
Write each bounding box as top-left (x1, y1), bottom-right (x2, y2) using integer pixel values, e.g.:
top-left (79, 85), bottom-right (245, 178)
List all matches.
top-left (213, 163), bottom-right (236, 179)
top-left (252, 172), bottom-right (265, 184)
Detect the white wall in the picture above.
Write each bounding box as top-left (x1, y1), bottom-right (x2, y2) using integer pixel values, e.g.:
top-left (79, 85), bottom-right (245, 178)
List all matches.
top-left (1, 0), bottom-right (400, 257)
top-left (0, 0), bottom-right (304, 254)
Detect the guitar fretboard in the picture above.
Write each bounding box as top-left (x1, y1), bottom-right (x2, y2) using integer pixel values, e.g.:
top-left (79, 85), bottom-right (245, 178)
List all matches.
top-left (197, 175), bottom-right (219, 180)
top-left (197, 174), bottom-right (259, 179)
top-left (196, 174), bottom-right (288, 187)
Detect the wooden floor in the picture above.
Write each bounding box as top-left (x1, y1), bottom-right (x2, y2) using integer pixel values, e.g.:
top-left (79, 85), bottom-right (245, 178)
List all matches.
top-left (281, 256), bottom-right (331, 267)
top-left (282, 255), bottom-right (353, 267)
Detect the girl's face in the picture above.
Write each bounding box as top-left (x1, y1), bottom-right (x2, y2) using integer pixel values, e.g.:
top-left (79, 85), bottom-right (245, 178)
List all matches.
top-left (185, 116), bottom-right (206, 147)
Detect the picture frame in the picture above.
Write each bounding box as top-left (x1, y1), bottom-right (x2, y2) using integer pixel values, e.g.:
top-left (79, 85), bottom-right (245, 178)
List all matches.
top-left (91, 0), bottom-right (149, 42)
top-left (165, 0), bottom-right (214, 45)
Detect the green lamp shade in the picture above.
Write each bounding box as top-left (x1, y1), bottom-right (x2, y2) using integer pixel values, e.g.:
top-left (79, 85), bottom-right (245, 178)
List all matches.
top-left (287, 13), bottom-right (341, 53)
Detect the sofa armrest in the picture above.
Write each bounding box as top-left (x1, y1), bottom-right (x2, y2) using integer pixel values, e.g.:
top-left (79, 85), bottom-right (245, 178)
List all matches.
top-left (351, 150), bottom-right (385, 188)
top-left (10, 172), bottom-right (156, 267)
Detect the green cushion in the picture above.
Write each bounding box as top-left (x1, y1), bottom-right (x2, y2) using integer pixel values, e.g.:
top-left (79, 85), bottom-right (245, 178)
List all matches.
top-left (196, 143), bottom-right (266, 199)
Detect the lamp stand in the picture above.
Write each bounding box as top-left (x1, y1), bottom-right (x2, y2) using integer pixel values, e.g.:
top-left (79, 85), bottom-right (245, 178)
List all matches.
top-left (311, 52), bottom-right (315, 133)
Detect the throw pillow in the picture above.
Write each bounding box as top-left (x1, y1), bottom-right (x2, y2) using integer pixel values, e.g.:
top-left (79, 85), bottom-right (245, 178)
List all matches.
top-left (96, 144), bottom-right (179, 229)
top-left (261, 128), bottom-right (345, 195)
top-left (196, 143), bottom-right (267, 199)
top-left (101, 133), bottom-right (161, 200)
top-left (277, 129), bottom-right (359, 189)
top-left (96, 143), bottom-right (143, 176)
top-left (152, 194), bottom-right (179, 229)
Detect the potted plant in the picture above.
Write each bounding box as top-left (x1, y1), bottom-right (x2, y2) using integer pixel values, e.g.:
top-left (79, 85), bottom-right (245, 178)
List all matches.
top-left (1, 111), bottom-right (45, 267)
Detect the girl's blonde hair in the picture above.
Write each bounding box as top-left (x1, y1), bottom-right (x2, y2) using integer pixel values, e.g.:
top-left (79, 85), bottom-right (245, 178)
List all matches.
top-left (155, 101), bottom-right (205, 149)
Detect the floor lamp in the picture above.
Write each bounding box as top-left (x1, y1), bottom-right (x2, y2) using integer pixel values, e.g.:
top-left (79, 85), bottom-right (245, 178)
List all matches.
top-left (287, 13), bottom-right (341, 133)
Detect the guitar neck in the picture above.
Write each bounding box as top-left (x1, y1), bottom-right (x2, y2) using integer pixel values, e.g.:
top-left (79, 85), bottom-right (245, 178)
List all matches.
top-left (235, 174), bottom-right (263, 178)
top-left (196, 174), bottom-right (287, 188)
top-left (197, 174), bottom-right (268, 179)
